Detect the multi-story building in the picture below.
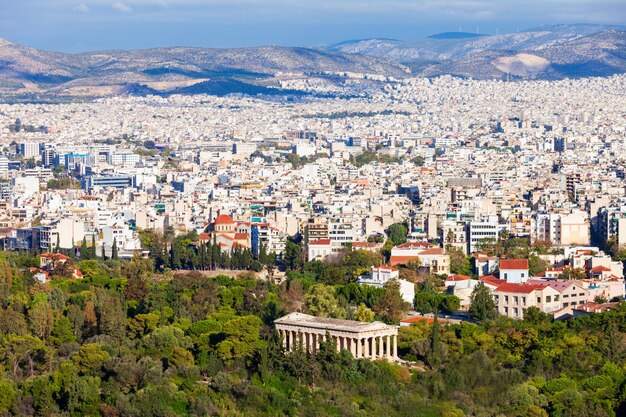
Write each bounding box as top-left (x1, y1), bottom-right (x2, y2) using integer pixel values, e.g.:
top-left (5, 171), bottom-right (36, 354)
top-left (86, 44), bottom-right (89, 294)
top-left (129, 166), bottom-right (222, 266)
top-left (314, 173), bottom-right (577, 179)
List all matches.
top-left (493, 283), bottom-right (561, 319)
top-left (19, 142), bottom-right (40, 159)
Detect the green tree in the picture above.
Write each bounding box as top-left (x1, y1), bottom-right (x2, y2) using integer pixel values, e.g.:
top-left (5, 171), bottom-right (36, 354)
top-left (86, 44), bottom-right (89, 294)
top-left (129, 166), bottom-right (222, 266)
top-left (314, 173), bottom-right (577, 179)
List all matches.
top-left (386, 223), bottom-right (408, 245)
top-left (283, 240), bottom-right (304, 271)
top-left (558, 267), bottom-right (587, 280)
top-left (373, 280), bottom-right (410, 323)
top-left (355, 303), bottom-right (375, 322)
top-left (72, 343), bottom-right (110, 374)
top-left (305, 284), bottom-right (346, 318)
top-left (111, 238), bottom-right (119, 260)
top-left (0, 379), bottom-right (16, 413)
top-left (469, 282), bottom-right (497, 322)
top-left (448, 247), bottom-right (472, 276)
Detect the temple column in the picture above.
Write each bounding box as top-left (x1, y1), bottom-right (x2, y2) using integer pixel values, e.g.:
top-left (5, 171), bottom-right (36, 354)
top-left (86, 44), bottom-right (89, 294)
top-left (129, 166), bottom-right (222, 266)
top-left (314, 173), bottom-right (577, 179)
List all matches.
top-left (355, 337), bottom-right (361, 358)
top-left (374, 336), bottom-right (380, 358)
top-left (350, 338), bottom-right (357, 357)
top-left (387, 335), bottom-right (391, 358)
top-left (287, 330), bottom-right (293, 352)
top-left (392, 335), bottom-right (398, 359)
top-left (371, 337), bottom-right (377, 359)
top-left (376, 336), bottom-right (382, 358)
top-left (335, 336), bottom-right (341, 352)
top-left (281, 329), bottom-right (287, 349)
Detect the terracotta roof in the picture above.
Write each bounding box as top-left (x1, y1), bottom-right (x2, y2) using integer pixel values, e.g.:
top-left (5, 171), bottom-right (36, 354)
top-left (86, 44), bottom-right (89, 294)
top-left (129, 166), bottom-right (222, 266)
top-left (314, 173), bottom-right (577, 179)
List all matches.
top-left (373, 265), bottom-right (398, 272)
top-left (418, 248), bottom-right (445, 255)
top-left (309, 238), bottom-right (331, 246)
top-left (198, 232), bottom-right (211, 241)
top-left (499, 259), bottom-right (529, 270)
top-left (390, 255), bottom-right (420, 266)
top-left (234, 233), bottom-right (249, 240)
top-left (527, 279), bottom-right (579, 292)
top-left (446, 274), bottom-right (470, 281)
top-left (575, 302), bottom-right (619, 313)
top-left (213, 214), bottom-right (235, 225)
top-left (590, 265), bottom-right (611, 273)
top-left (41, 253), bottom-right (70, 260)
top-left (479, 276), bottom-right (506, 287)
top-left (494, 283), bottom-right (545, 294)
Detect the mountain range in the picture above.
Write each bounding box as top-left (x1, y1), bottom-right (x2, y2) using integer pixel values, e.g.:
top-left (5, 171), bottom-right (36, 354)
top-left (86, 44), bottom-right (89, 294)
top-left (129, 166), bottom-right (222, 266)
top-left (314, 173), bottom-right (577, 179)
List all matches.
top-left (327, 24), bottom-right (626, 79)
top-left (1, 24), bottom-right (626, 98)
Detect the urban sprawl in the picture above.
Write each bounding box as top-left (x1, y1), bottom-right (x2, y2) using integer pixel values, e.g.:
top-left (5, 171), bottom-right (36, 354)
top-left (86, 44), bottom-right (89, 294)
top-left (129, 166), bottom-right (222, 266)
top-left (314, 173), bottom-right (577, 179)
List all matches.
top-left (2, 73), bottom-right (626, 326)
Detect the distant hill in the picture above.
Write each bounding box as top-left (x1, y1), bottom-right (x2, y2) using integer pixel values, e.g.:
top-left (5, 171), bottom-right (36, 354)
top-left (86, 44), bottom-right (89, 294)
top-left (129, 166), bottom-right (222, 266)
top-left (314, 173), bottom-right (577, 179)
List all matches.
top-left (327, 24), bottom-right (626, 79)
top-left (0, 39), bottom-right (409, 97)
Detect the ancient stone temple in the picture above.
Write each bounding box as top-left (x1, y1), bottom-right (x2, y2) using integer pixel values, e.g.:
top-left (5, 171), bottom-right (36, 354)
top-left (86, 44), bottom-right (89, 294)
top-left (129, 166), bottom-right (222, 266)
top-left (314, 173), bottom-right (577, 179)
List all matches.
top-left (274, 312), bottom-right (398, 361)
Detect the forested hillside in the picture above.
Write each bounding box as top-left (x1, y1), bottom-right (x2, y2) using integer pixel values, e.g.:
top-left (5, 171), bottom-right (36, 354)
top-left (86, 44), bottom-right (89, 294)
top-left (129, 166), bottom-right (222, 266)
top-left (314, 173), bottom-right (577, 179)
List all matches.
top-left (0, 248), bottom-right (625, 417)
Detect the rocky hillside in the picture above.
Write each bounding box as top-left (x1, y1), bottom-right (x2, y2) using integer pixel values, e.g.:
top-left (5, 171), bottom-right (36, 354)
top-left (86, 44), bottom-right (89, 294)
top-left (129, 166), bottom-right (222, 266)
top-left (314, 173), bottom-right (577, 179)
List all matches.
top-left (0, 39), bottom-right (409, 96)
top-left (328, 24), bottom-right (626, 79)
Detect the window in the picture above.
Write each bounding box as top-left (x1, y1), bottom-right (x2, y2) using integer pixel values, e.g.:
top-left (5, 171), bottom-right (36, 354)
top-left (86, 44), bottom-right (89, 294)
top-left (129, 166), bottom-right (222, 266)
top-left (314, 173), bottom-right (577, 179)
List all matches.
top-left (563, 302), bottom-right (569, 307)
top-left (571, 301), bottom-right (577, 306)
top-left (554, 295), bottom-right (560, 301)
top-left (504, 273), bottom-right (508, 280)
top-left (546, 296), bottom-right (552, 303)
top-left (537, 297), bottom-right (541, 303)
top-left (504, 295), bottom-right (509, 303)
top-left (513, 307), bottom-right (519, 316)
top-left (563, 294), bottom-right (569, 298)
top-left (579, 293), bottom-right (585, 297)
top-left (504, 307), bottom-right (509, 314)
top-left (521, 273), bottom-right (525, 278)
top-left (513, 296), bottom-right (519, 304)
top-left (494, 295), bottom-right (499, 302)
top-left (522, 297), bottom-right (526, 305)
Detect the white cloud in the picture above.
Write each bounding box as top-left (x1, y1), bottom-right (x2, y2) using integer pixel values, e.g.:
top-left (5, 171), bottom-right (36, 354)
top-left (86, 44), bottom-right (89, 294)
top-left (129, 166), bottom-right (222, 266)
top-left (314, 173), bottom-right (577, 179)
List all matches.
top-left (73, 3), bottom-right (91, 12)
top-left (112, 1), bottom-right (132, 12)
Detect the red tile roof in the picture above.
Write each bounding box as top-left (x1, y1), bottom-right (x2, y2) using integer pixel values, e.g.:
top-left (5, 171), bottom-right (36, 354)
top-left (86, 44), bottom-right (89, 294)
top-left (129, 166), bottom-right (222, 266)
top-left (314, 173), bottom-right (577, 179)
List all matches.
top-left (446, 274), bottom-right (470, 281)
top-left (309, 238), bottom-right (331, 246)
top-left (389, 255), bottom-right (421, 266)
top-left (373, 265), bottom-right (398, 271)
top-left (214, 214), bottom-right (235, 225)
top-left (494, 283), bottom-right (545, 294)
top-left (479, 276), bottom-right (506, 287)
top-left (499, 259), bottom-right (529, 270)
top-left (590, 266), bottom-right (611, 273)
top-left (234, 233), bottom-right (249, 240)
top-left (41, 253), bottom-right (70, 260)
top-left (418, 248), bottom-right (445, 255)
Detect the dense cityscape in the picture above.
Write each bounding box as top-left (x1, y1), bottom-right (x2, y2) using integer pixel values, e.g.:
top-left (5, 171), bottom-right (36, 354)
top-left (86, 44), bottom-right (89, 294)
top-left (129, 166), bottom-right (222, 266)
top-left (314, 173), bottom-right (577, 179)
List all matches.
top-left (1, 3), bottom-right (626, 414)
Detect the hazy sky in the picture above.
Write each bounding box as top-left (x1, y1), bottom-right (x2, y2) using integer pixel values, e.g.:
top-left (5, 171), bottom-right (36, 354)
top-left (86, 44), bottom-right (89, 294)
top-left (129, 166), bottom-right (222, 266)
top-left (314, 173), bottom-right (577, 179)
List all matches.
top-left (0, 0), bottom-right (624, 52)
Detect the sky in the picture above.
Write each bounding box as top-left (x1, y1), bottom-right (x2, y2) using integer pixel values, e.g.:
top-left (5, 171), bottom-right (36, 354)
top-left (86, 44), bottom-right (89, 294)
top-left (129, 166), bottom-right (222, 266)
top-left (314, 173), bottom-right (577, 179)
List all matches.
top-left (0, 0), bottom-right (624, 52)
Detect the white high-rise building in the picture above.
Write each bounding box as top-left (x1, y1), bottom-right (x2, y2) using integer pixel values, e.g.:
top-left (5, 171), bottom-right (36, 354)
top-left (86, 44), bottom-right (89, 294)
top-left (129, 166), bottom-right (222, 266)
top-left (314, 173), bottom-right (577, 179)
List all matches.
top-left (19, 143), bottom-right (40, 159)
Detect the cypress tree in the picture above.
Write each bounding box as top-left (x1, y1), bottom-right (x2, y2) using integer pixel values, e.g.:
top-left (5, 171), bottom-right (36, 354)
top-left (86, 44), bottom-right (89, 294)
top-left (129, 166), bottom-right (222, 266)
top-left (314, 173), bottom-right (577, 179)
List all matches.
top-left (112, 238), bottom-right (119, 260)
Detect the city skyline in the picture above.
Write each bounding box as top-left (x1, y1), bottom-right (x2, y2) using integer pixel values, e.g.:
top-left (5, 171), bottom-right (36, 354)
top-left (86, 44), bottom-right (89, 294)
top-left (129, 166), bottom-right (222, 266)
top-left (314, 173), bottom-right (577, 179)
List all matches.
top-left (1, 0), bottom-right (624, 52)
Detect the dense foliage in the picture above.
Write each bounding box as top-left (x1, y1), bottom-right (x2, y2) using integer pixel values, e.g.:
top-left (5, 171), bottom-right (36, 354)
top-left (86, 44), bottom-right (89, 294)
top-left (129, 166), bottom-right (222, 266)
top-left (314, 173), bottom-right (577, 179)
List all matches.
top-left (1, 250), bottom-right (626, 417)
